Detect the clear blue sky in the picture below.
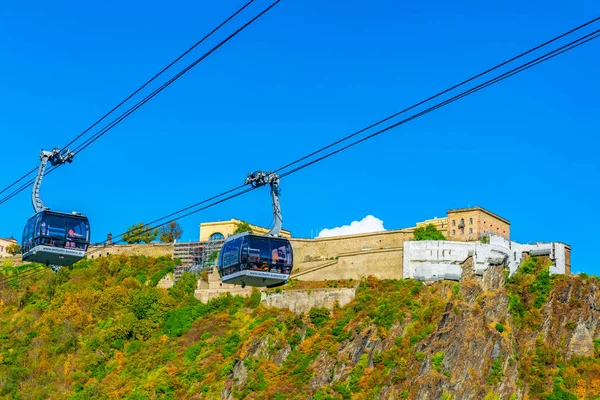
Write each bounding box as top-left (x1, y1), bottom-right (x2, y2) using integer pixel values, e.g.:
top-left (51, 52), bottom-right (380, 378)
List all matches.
top-left (1, 1), bottom-right (598, 273)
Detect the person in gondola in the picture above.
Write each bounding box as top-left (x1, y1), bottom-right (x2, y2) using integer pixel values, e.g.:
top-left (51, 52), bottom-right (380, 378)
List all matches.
top-left (40, 220), bottom-right (50, 246)
top-left (66, 228), bottom-right (77, 248)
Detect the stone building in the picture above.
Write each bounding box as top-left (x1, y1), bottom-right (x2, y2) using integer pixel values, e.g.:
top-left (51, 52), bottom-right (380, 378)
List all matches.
top-left (411, 206), bottom-right (510, 242)
top-left (199, 218), bottom-right (292, 242)
top-left (446, 206), bottom-right (510, 241)
top-left (0, 237), bottom-right (18, 258)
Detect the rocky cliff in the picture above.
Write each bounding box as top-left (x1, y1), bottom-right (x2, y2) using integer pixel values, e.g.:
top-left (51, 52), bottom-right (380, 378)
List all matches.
top-left (0, 255), bottom-right (598, 399)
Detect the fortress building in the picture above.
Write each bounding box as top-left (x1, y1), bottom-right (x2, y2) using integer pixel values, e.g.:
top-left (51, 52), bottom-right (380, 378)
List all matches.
top-left (410, 206), bottom-right (510, 241)
top-left (0, 237), bottom-right (18, 258)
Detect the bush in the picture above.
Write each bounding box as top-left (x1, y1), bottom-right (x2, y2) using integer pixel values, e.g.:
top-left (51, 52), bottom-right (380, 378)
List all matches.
top-left (452, 284), bottom-right (460, 297)
top-left (168, 272), bottom-right (197, 300)
top-left (184, 343), bottom-right (203, 363)
top-left (487, 358), bottom-right (504, 385)
top-left (309, 307), bottom-right (330, 327)
top-left (413, 224), bottom-right (446, 241)
top-left (222, 333), bottom-right (241, 358)
top-left (495, 323), bottom-right (505, 333)
top-left (125, 340), bottom-right (142, 355)
top-left (246, 288), bottom-right (261, 308)
top-left (131, 289), bottom-right (161, 320)
top-left (432, 351), bottom-right (444, 372)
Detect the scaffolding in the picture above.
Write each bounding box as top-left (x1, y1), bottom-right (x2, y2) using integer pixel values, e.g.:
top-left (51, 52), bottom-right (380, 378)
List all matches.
top-left (173, 239), bottom-right (224, 279)
top-left (192, 238), bottom-right (224, 274)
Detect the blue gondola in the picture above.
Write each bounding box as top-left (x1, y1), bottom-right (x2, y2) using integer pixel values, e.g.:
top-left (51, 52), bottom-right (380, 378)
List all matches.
top-left (218, 232), bottom-right (293, 288)
top-left (21, 148), bottom-right (90, 269)
top-left (22, 210), bottom-right (90, 266)
top-left (217, 171), bottom-right (293, 288)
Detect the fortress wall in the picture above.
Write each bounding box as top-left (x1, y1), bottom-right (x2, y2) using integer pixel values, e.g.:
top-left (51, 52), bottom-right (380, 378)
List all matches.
top-left (296, 248), bottom-right (403, 281)
top-left (261, 287), bottom-right (356, 314)
top-left (88, 243), bottom-right (173, 259)
top-left (290, 230), bottom-right (412, 263)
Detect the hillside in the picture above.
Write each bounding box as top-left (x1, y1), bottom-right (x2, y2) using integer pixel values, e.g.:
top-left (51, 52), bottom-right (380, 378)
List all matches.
top-left (0, 255), bottom-right (599, 399)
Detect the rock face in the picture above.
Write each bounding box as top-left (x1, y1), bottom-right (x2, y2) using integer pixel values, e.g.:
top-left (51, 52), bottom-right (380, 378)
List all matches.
top-left (295, 265), bottom-right (599, 400)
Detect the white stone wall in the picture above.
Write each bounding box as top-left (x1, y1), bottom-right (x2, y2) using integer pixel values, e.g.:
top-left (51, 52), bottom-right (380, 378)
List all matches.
top-left (404, 235), bottom-right (569, 282)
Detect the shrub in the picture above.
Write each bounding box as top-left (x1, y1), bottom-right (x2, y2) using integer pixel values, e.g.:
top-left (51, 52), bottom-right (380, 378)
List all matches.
top-left (452, 284), bottom-right (460, 297)
top-left (131, 290), bottom-right (161, 320)
top-left (222, 333), bottom-right (241, 358)
top-left (168, 272), bottom-right (197, 301)
top-left (487, 358), bottom-right (504, 385)
top-left (184, 343), bottom-right (203, 363)
top-left (125, 340), bottom-right (141, 355)
top-left (413, 224), bottom-right (446, 241)
top-left (246, 288), bottom-right (261, 308)
top-left (432, 351), bottom-right (444, 372)
top-left (309, 307), bottom-right (330, 327)
top-left (495, 323), bottom-right (505, 333)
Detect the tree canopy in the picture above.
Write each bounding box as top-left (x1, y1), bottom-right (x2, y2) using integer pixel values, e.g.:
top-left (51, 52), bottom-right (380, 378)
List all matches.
top-left (159, 222), bottom-right (183, 243)
top-left (123, 223), bottom-right (159, 244)
top-left (413, 224), bottom-right (446, 241)
top-left (5, 243), bottom-right (21, 255)
top-left (233, 221), bottom-right (253, 235)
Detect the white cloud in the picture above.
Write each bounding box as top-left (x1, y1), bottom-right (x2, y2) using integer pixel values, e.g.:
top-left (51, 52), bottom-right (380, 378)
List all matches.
top-left (317, 215), bottom-right (386, 238)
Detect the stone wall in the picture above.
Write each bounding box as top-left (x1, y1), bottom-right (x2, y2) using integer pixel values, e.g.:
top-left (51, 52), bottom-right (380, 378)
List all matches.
top-left (261, 287), bottom-right (357, 314)
top-left (294, 248), bottom-right (403, 281)
top-left (87, 243), bottom-right (173, 259)
top-left (290, 229), bottom-right (412, 263)
top-left (404, 236), bottom-right (571, 283)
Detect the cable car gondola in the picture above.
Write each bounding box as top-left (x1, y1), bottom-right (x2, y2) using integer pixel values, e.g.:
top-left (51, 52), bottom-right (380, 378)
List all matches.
top-left (218, 171), bottom-right (293, 288)
top-left (21, 149), bottom-right (90, 269)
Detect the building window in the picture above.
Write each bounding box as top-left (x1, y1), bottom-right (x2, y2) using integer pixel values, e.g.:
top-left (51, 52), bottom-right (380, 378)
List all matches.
top-left (469, 228), bottom-right (473, 233)
top-left (452, 229), bottom-right (456, 235)
top-left (469, 218), bottom-right (473, 224)
top-left (452, 220), bottom-right (456, 227)
top-left (441, 222), bottom-right (444, 228)
top-left (210, 232), bottom-right (224, 241)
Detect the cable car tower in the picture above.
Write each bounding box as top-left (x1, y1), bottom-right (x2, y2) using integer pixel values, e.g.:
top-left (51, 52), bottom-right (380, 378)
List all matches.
top-left (217, 170), bottom-right (293, 288)
top-left (21, 149), bottom-right (91, 271)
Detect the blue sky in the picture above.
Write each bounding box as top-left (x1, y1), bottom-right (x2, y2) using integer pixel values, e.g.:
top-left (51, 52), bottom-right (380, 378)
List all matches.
top-left (1, 0), bottom-right (598, 274)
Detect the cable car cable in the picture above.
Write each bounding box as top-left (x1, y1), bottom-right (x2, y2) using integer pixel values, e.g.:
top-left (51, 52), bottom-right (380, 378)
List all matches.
top-left (0, 13), bottom-right (595, 206)
top-left (273, 16), bottom-right (600, 175)
top-left (0, 167), bottom-right (38, 197)
top-left (87, 26), bottom-right (600, 253)
top-left (0, 0), bottom-right (269, 203)
top-left (69, 0), bottom-right (281, 158)
top-left (5, 20), bottom-right (599, 282)
top-left (278, 29), bottom-right (600, 180)
top-left (59, 0), bottom-right (256, 154)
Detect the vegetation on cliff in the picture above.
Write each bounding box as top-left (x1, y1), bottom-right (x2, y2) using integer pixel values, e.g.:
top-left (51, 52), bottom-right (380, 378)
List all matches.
top-left (0, 255), bottom-right (598, 399)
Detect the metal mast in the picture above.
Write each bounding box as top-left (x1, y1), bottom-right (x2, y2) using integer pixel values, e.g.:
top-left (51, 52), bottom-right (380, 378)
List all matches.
top-left (245, 170), bottom-right (283, 237)
top-left (32, 148), bottom-right (74, 213)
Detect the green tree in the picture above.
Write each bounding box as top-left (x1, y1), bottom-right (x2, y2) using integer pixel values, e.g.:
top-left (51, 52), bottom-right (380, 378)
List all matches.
top-left (140, 225), bottom-right (159, 244)
top-left (169, 272), bottom-right (197, 301)
top-left (123, 223), bottom-right (144, 244)
top-left (413, 224), bottom-right (446, 241)
top-left (158, 221), bottom-right (183, 243)
top-left (5, 243), bottom-right (21, 255)
top-left (124, 223), bottom-right (158, 244)
top-left (233, 221), bottom-right (253, 235)
top-left (207, 251), bottom-right (219, 264)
